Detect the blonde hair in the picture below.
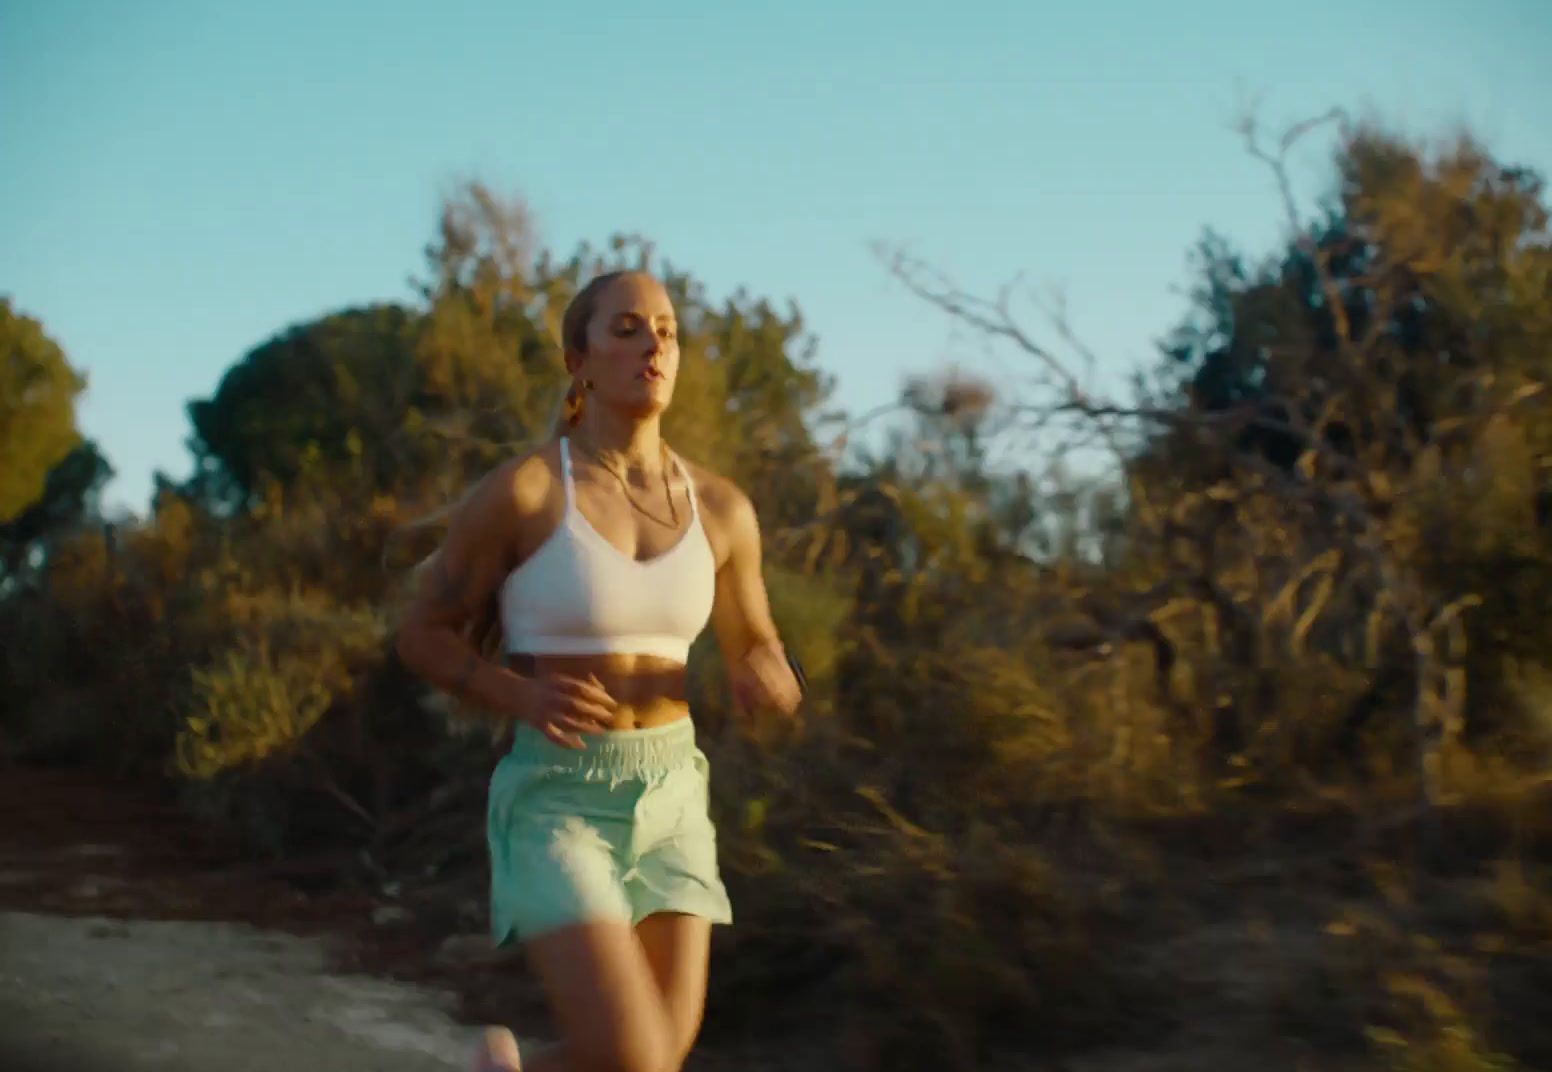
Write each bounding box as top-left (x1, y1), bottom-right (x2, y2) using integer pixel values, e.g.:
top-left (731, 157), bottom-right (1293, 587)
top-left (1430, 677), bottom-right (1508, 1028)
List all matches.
top-left (553, 269), bottom-right (642, 436)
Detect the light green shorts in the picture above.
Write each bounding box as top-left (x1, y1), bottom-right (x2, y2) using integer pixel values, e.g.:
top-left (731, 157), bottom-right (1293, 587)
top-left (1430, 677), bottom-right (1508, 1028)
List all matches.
top-left (486, 716), bottom-right (733, 945)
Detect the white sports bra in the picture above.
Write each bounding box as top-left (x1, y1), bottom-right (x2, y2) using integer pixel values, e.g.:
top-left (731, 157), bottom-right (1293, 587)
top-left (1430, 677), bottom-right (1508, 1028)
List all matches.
top-left (497, 438), bottom-right (717, 664)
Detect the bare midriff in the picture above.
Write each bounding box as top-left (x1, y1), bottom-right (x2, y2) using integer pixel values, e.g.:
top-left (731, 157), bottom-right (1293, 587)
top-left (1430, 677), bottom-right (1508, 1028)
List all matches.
top-left (504, 652), bottom-right (691, 730)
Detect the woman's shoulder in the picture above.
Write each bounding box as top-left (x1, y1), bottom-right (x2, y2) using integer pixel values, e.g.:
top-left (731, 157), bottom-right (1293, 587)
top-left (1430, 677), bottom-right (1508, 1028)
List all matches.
top-left (507, 439), bottom-right (565, 507)
top-left (678, 454), bottom-right (756, 525)
top-left (457, 440), bottom-right (564, 527)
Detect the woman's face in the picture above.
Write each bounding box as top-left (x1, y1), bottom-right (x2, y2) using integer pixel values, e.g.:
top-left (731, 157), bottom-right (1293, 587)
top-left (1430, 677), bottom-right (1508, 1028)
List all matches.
top-left (571, 273), bottom-right (680, 419)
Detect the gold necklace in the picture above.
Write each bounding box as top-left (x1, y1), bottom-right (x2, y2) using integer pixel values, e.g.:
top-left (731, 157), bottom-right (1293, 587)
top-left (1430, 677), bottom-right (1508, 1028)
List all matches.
top-left (571, 439), bottom-right (682, 529)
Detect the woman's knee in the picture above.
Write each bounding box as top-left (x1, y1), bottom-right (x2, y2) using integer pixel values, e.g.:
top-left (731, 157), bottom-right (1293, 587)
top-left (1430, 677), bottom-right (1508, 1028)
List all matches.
top-left (666, 1003), bottom-right (704, 1068)
top-left (567, 1014), bottom-right (677, 1072)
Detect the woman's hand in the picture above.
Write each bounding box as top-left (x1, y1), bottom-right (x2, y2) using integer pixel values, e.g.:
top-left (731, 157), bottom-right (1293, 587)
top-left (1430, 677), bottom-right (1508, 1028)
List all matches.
top-left (729, 641), bottom-right (803, 721)
top-left (501, 672), bottom-right (619, 749)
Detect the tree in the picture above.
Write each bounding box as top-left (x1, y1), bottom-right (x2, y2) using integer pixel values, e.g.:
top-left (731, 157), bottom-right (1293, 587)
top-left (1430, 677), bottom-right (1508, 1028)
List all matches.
top-left (411, 183), bottom-right (564, 464)
top-left (184, 184), bottom-right (836, 524)
top-left (1151, 125), bottom-right (1552, 483)
top-left (184, 303), bottom-right (425, 510)
top-left (884, 114), bottom-right (1552, 804)
top-left (1145, 120), bottom-right (1552, 752)
top-left (0, 298), bottom-right (86, 522)
top-left (0, 440), bottom-right (113, 583)
top-left (415, 188), bottom-right (835, 519)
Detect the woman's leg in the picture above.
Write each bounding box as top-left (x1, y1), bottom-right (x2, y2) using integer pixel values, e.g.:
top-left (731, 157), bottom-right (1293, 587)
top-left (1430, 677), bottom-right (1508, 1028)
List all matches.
top-left (491, 918), bottom-right (677, 1072)
top-left (634, 912), bottom-right (712, 1069)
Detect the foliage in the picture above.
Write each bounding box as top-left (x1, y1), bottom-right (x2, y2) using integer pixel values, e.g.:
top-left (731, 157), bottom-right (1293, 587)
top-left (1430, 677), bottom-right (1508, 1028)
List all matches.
top-left (0, 297), bottom-right (89, 524)
top-left (0, 439), bottom-right (113, 585)
top-left (184, 303), bottom-right (426, 510)
top-left (172, 596), bottom-right (384, 781)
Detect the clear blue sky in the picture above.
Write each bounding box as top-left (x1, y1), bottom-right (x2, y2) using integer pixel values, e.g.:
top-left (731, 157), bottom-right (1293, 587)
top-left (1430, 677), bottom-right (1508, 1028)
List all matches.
top-left (3, 0), bottom-right (1549, 515)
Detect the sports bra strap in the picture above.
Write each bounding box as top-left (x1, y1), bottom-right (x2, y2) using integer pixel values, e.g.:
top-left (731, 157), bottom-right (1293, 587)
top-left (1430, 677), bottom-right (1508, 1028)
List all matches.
top-left (558, 437), bottom-right (574, 513)
top-left (671, 450), bottom-right (698, 518)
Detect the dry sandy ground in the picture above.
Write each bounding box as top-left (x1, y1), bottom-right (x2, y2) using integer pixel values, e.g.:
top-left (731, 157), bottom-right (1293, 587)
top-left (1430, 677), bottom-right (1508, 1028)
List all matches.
top-left (0, 907), bottom-right (490, 1072)
top-left (0, 761), bottom-right (529, 1072)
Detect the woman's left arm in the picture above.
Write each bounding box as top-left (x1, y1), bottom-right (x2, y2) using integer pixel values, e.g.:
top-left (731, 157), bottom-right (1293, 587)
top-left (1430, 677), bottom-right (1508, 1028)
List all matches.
top-left (708, 484), bottom-right (803, 719)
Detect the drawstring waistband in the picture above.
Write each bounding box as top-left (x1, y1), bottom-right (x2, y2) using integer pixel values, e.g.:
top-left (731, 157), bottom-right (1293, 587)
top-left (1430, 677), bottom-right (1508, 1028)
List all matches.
top-left (506, 717), bottom-right (697, 778)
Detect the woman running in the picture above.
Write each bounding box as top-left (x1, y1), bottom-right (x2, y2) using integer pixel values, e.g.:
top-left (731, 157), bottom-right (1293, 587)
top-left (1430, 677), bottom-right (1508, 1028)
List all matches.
top-left (395, 269), bottom-right (804, 1072)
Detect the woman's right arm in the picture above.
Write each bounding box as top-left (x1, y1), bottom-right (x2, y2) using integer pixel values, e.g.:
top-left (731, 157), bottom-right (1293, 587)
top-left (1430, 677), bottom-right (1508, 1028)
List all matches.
top-left (394, 455), bottom-right (615, 747)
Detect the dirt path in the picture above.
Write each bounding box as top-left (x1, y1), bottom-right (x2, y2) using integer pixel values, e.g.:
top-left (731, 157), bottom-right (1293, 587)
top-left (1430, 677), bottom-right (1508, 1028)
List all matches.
top-left (0, 910), bottom-right (480, 1071)
top-left (0, 760), bottom-right (535, 1072)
